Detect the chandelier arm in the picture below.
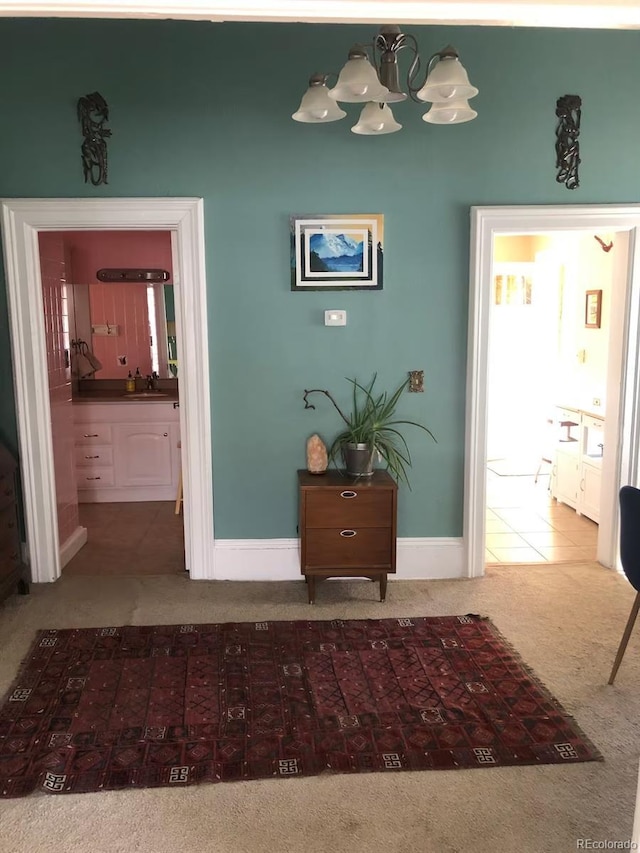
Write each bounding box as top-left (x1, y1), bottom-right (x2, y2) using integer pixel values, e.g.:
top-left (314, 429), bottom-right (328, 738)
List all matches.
top-left (407, 49), bottom-right (440, 103)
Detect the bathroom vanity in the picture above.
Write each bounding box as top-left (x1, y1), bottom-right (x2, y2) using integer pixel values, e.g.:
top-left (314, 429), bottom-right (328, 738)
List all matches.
top-left (73, 398), bottom-right (181, 502)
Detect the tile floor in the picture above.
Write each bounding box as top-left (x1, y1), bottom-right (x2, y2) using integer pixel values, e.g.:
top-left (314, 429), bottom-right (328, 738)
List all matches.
top-left (486, 468), bottom-right (598, 564)
top-left (63, 501), bottom-right (185, 576)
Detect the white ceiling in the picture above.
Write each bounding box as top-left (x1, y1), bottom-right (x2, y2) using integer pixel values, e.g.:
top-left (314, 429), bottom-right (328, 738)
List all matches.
top-left (0, 0), bottom-right (638, 30)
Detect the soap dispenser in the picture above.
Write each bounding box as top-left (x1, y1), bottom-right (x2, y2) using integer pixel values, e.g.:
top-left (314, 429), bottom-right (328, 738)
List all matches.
top-left (126, 371), bottom-right (135, 393)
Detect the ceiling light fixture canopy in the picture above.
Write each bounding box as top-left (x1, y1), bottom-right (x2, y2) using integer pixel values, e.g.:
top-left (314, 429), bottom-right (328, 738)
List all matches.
top-left (292, 24), bottom-right (478, 134)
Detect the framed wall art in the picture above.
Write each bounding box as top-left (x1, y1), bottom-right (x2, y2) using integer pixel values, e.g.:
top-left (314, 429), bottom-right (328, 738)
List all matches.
top-left (585, 289), bottom-right (602, 328)
top-left (290, 214), bottom-right (384, 291)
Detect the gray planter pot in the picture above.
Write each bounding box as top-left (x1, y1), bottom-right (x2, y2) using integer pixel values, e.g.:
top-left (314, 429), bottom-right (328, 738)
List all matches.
top-left (343, 442), bottom-right (375, 477)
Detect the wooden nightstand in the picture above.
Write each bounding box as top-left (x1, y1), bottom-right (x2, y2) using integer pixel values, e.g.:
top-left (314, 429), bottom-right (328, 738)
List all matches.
top-left (0, 444), bottom-right (29, 604)
top-left (298, 469), bottom-right (397, 604)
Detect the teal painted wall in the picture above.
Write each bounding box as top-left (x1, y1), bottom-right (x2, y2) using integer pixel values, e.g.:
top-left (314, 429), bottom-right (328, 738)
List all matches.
top-left (0, 19), bottom-right (639, 539)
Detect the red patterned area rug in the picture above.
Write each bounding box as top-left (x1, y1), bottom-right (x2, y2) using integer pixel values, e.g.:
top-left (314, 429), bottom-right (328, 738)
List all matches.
top-left (0, 615), bottom-right (601, 797)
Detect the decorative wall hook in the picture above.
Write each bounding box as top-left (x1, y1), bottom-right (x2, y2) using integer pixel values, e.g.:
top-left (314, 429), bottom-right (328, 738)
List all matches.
top-left (555, 94), bottom-right (581, 190)
top-left (77, 91), bottom-right (111, 186)
top-left (594, 235), bottom-right (613, 253)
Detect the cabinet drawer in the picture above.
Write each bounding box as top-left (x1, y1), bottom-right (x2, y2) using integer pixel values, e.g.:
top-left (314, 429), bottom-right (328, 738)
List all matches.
top-left (304, 489), bottom-right (393, 528)
top-left (74, 424), bottom-right (113, 446)
top-left (0, 545), bottom-right (21, 581)
top-left (583, 416), bottom-right (604, 432)
top-left (0, 471), bottom-right (16, 511)
top-left (0, 503), bottom-right (19, 550)
top-left (75, 446), bottom-right (113, 468)
top-left (304, 527), bottom-right (393, 569)
top-left (76, 467), bottom-right (115, 488)
top-left (557, 407), bottom-right (580, 424)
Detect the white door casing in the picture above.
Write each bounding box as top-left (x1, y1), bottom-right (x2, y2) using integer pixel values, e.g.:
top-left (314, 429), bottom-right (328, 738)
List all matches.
top-left (466, 205), bottom-right (640, 578)
top-left (0, 197), bottom-right (214, 582)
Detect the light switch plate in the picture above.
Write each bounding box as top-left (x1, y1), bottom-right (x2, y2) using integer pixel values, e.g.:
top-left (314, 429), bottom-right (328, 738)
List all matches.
top-left (324, 310), bottom-right (346, 326)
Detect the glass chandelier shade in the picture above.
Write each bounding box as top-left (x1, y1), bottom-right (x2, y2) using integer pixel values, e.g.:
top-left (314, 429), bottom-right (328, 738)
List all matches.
top-left (291, 27), bottom-right (478, 134)
top-left (416, 50), bottom-right (479, 104)
top-left (422, 98), bottom-right (478, 124)
top-left (351, 102), bottom-right (402, 135)
top-left (329, 47), bottom-right (390, 103)
top-left (292, 75), bottom-right (347, 123)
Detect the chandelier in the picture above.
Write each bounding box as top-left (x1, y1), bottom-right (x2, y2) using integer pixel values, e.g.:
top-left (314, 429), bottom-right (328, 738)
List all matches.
top-left (292, 25), bottom-right (478, 135)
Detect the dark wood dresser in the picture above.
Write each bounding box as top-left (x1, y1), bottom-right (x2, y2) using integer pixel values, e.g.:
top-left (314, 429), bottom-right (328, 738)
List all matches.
top-left (298, 469), bottom-right (397, 604)
top-left (0, 444), bottom-right (29, 603)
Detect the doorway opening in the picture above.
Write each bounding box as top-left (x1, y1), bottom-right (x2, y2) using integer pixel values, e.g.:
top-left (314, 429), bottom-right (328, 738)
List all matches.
top-left (484, 231), bottom-right (622, 566)
top-left (0, 198), bottom-right (214, 583)
top-left (37, 228), bottom-right (185, 576)
top-left (465, 204), bottom-right (640, 579)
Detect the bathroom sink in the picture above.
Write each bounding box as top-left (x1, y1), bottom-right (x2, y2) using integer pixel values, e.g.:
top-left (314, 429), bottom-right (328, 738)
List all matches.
top-left (125, 391), bottom-right (169, 399)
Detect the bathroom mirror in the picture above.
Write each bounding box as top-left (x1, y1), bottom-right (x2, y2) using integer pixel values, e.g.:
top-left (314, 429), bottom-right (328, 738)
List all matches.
top-left (47, 229), bottom-right (178, 381)
top-left (71, 281), bottom-right (177, 380)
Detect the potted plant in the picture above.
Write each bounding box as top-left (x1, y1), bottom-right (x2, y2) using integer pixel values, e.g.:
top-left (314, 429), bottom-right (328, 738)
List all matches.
top-left (303, 374), bottom-right (436, 485)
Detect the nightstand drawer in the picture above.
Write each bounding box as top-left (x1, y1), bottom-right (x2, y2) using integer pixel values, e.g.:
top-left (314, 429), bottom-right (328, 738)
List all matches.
top-left (0, 471), bottom-right (16, 511)
top-left (305, 527), bottom-right (393, 569)
top-left (0, 504), bottom-right (19, 550)
top-left (0, 546), bottom-right (21, 581)
top-left (305, 489), bottom-right (393, 528)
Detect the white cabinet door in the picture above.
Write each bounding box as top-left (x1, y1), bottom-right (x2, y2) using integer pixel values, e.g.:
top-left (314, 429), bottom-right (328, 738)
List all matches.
top-left (579, 462), bottom-right (602, 523)
top-left (114, 423), bottom-right (174, 487)
top-left (555, 449), bottom-right (580, 509)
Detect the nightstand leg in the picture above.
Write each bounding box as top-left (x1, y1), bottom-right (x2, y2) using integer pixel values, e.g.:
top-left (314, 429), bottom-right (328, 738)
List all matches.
top-left (307, 576), bottom-right (316, 604)
top-left (379, 573), bottom-right (387, 602)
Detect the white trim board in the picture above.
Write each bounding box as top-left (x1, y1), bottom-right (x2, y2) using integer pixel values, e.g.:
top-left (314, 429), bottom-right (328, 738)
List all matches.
top-left (0, 1), bottom-right (637, 31)
top-left (465, 204), bottom-right (640, 579)
top-left (212, 538), bottom-right (464, 581)
top-left (59, 525), bottom-right (87, 569)
top-left (0, 197), bottom-right (214, 583)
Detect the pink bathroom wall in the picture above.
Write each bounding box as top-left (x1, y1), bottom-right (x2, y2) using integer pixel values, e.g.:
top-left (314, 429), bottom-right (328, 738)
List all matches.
top-left (38, 232), bottom-right (80, 549)
top-left (62, 230), bottom-right (172, 379)
top-left (63, 231), bottom-right (173, 284)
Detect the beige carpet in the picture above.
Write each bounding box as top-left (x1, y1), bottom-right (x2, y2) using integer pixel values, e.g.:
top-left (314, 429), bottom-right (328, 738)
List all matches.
top-left (0, 563), bottom-right (638, 853)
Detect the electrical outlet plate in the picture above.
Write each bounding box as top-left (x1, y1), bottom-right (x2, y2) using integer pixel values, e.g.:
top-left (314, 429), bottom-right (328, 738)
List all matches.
top-left (593, 397), bottom-right (602, 407)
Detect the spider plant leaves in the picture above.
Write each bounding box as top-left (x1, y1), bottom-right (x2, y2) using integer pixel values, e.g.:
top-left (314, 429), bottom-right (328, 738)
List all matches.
top-left (311, 374), bottom-right (436, 487)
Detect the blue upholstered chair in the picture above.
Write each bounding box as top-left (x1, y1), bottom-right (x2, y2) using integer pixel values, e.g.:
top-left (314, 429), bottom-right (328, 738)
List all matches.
top-left (609, 485), bottom-right (640, 684)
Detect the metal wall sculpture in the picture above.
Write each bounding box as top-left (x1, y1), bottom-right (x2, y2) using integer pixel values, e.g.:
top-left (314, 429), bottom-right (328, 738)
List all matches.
top-left (77, 91), bottom-right (111, 186)
top-left (555, 94), bottom-right (581, 190)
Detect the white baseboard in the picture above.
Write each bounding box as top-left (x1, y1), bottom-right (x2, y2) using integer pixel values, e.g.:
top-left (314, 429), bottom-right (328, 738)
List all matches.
top-left (59, 525), bottom-right (88, 568)
top-left (211, 537), bottom-right (465, 581)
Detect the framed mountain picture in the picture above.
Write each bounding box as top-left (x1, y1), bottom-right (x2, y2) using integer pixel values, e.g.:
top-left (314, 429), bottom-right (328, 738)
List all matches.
top-left (290, 214), bottom-right (384, 290)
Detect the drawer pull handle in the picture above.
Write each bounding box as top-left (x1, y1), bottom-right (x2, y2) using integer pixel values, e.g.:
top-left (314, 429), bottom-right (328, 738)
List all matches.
top-left (7, 521), bottom-right (15, 529)
top-left (86, 476), bottom-right (101, 481)
top-left (340, 529), bottom-right (357, 537)
top-left (83, 433), bottom-right (99, 438)
top-left (84, 455), bottom-right (100, 459)
top-left (10, 552), bottom-right (18, 560)
top-left (340, 491), bottom-right (357, 499)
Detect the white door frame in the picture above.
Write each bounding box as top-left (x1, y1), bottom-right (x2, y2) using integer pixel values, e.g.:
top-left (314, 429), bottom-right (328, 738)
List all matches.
top-left (465, 204), bottom-right (640, 578)
top-left (1, 197), bottom-right (214, 582)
